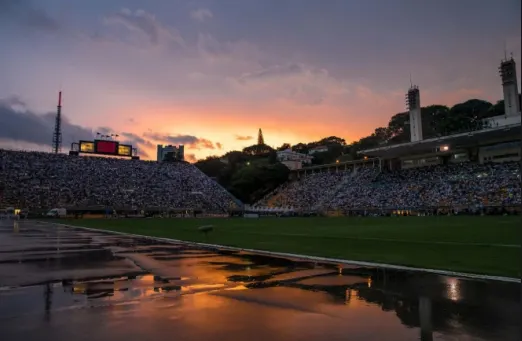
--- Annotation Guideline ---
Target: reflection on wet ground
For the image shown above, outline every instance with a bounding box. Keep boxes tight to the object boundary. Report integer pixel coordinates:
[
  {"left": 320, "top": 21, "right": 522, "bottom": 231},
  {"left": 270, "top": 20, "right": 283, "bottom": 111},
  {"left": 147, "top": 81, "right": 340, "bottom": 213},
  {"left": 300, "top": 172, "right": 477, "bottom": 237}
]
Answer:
[{"left": 0, "top": 221, "right": 519, "bottom": 341}]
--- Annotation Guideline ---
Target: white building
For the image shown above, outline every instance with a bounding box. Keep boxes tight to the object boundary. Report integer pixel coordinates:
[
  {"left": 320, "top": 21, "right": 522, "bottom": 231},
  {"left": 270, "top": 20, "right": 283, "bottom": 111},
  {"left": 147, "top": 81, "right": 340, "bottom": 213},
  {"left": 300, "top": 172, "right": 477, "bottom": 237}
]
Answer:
[
  {"left": 277, "top": 149, "right": 313, "bottom": 170},
  {"left": 157, "top": 144, "right": 184, "bottom": 162},
  {"left": 308, "top": 146, "right": 328, "bottom": 154}
]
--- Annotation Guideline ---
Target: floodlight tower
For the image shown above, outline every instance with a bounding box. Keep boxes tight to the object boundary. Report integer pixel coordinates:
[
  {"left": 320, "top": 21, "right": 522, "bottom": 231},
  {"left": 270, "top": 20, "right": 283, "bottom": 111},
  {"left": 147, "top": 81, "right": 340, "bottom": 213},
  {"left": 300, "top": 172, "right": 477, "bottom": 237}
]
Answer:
[
  {"left": 406, "top": 84, "right": 422, "bottom": 142},
  {"left": 52, "top": 91, "right": 63, "bottom": 154},
  {"left": 499, "top": 54, "right": 520, "bottom": 116}
]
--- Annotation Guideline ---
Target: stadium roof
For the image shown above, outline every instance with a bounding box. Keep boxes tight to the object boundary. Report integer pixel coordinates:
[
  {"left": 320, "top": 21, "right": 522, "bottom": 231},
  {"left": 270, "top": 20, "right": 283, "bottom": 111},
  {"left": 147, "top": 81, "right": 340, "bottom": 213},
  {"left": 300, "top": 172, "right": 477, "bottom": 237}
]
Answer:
[{"left": 359, "top": 123, "right": 521, "bottom": 158}]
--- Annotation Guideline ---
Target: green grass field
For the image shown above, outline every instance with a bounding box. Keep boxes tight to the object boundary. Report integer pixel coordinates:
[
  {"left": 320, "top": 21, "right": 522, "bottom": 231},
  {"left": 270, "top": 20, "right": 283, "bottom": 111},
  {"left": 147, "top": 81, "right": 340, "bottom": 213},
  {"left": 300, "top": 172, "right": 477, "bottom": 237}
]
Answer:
[{"left": 61, "top": 216, "right": 521, "bottom": 278}]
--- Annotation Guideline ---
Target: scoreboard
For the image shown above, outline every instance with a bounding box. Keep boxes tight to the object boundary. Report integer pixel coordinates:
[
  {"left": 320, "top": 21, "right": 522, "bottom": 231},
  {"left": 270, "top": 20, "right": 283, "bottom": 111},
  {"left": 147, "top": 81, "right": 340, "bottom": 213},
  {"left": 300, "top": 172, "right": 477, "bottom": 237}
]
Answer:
[{"left": 77, "top": 139, "right": 134, "bottom": 157}]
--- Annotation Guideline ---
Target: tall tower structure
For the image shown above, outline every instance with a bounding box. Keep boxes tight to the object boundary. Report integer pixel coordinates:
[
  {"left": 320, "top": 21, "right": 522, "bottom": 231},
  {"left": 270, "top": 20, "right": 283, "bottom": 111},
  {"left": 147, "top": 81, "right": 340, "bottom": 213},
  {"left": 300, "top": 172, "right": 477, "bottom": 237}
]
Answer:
[
  {"left": 257, "top": 128, "right": 265, "bottom": 145},
  {"left": 406, "top": 85, "right": 422, "bottom": 142},
  {"left": 499, "top": 55, "right": 520, "bottom": 116},
  {"left": 52, "top": 91, "right": 63, "bottom": 154}
]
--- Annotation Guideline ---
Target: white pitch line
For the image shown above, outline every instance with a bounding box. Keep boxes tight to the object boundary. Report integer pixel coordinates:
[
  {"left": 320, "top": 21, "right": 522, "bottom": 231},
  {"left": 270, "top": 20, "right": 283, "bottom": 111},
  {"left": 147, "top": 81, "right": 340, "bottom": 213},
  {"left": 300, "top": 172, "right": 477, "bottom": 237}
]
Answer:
[
  {"left": 42, "top": 222, "right": 521, "bottom": 284},
  {"left": 236, "top": 231, "right": 521, "bottom": 248}
]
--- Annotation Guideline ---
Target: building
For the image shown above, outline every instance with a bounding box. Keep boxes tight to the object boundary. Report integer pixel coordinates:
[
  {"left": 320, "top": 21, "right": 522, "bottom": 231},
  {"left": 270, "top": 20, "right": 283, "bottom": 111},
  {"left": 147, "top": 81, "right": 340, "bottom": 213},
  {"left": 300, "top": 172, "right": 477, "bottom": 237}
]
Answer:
[
  {"left": 308, "top": 146, "right": 328, "bottom": 154},
  {"left": 358, "top": 57, "right": 521, "bottom": 169},
  {"left": 277, "top": 149, "right": 313, "bottom": 170},
  {"left": 157, "top": 144, "right": 184, "bottom": 162}
]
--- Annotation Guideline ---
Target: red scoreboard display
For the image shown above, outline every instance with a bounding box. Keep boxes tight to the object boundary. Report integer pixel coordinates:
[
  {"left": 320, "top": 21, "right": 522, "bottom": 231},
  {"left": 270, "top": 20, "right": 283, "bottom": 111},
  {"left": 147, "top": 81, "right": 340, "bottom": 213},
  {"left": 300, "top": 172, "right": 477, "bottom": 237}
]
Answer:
[
  {"left": 95, "top": 140, "right": 117, "bottom": 154},
  {"left": 78, "top": 140, "right": 133, "bottom": 157}
]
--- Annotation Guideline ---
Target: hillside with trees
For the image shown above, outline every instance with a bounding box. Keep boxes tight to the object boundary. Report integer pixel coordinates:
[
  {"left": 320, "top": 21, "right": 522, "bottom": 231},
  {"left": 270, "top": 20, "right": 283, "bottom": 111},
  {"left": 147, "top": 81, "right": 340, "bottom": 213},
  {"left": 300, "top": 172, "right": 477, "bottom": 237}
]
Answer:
[{"left": 195, "top": 97, "right": 517, "bottom": 204}]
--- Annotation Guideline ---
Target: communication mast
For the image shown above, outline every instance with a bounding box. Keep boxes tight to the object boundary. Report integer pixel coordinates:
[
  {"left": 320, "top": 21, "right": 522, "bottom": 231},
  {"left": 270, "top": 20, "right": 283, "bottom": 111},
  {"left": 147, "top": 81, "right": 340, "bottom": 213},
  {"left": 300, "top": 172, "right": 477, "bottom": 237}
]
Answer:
[
  {"left": 406, "top": 83, "right": 422, "bottom": 142},
  {"left": 52, "top": 91, "right": 63, "bottom": 154}
]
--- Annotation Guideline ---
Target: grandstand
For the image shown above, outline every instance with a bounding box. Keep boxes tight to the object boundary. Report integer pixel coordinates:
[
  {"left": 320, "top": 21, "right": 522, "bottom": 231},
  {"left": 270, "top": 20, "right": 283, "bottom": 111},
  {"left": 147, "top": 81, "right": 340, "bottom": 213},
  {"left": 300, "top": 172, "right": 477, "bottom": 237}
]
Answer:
[
  {"left": 0, "top": 150, "right": 242, "bottom": 215},
  {"left": 256, "top": 57, "right": 521, "bottom": 216}
]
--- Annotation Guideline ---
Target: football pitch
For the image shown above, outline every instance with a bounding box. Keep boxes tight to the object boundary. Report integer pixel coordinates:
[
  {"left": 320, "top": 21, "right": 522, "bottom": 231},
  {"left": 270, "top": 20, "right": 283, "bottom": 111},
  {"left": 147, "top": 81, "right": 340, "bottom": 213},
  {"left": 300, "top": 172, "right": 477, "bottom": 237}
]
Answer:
[{"left": 61, "top": 216, "right": 521, "bottom": 278}]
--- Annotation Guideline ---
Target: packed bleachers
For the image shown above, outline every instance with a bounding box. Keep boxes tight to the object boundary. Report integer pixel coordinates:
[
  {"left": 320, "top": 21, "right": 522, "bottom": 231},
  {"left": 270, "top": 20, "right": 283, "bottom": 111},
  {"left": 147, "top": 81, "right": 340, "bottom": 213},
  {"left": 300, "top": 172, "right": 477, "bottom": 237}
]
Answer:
[
  {"left": 0, "top": 150, "right": 240, "bottom": 212},
  {"left": 263, "top": 171, "right": 352, "bottom": 209},
  {"left": 258, "top": 161, "right": 521, "bottom": 212}
]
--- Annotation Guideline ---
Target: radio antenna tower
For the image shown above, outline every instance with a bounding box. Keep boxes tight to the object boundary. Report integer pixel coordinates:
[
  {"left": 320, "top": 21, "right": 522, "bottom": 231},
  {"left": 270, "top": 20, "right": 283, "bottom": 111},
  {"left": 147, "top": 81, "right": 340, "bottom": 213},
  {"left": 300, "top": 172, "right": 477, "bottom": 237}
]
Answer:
[{"left": 52, "top": 91, "right": 63, "bottom": 154}]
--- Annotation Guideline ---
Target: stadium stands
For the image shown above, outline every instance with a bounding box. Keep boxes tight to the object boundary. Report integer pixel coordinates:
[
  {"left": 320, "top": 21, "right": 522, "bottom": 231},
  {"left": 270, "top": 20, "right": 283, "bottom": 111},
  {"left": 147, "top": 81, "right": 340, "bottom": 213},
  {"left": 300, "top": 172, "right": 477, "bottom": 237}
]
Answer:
[
  {"left": 257, "top": 161, "right": 521, "bottom": 214},
  {"left": 1, "top": 149, "right": 519, "bottom": 216},
  {"left": 0, "top": 150, "right": 240, "bottom": 213}
]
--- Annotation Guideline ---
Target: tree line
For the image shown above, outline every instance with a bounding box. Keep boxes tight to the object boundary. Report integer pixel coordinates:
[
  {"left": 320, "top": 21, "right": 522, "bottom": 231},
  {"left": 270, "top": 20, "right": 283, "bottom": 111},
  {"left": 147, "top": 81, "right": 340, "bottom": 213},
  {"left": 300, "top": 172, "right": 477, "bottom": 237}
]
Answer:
[{"left": 194, "top": 96, "right": 516, "bottom": 204}]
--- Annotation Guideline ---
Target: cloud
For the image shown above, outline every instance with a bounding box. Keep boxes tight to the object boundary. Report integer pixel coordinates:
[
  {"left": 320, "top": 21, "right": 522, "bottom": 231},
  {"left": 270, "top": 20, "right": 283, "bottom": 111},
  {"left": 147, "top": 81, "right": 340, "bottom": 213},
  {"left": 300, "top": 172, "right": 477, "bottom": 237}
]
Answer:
[
  {"left": 196, "top": 33, "right": 264, "bottom": 67},
  {"left": 0, "top": 97, "right": 93, "bottom": 148},
  {"left": 190, "top": 8, "right": 213, "bottom": 22},
  {"left": 80, "top": 14, "right": 351, "bottom": 107},
  {"left": 0, "top": 97, "right": 155, "bottom": 158},
  {"left": 118, "top": 132, "right": 154, "bottom": 158},
  {"left": 120, "top": 132, "right": 154, "bottom": 147},
  {"left": 215, "top": 142, "right": 223, "bottom": 149},
  {"left": 185, "top": 153, "right": 197, "bottom": 163},
  {"left": 104, "top": 8, "right": 184, "bottom": 46},
  {"left": 232, "top": 63, "right": 351, "bottom": 105},
  {"left": 0, "top": 0, "right": 60, "bottom": 31},
  {"left": 144, "top": 133, "right": 217, "bottom": 150},
  {"left": 235, "top": 135, "right": 254, "bottom": 141}
]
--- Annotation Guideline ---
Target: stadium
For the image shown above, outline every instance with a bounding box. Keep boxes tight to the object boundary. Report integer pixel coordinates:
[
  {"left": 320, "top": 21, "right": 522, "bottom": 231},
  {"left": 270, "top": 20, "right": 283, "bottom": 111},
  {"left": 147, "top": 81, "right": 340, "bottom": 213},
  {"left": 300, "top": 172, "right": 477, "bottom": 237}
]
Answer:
[{"left": 0, "top": 57, "right": 520, "bottom": 279}]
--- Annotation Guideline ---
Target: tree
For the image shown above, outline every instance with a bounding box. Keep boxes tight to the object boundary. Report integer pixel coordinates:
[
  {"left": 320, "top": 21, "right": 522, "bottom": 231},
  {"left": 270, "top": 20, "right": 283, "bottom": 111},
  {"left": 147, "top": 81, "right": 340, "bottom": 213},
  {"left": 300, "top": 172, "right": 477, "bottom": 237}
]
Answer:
[
  {"left": 443, "top": 99, "right": 492, "bottom": 134},
  {"left": 277, "top": 143, "right": 292, "bottom": 151},
  {"left": 267, "top": 150, "right": 278, "bottom": 164},
  {"left": 488, "top": 100, "right": 505, "bottom": 117},
  {"left": 194, "top": 157, "right": 227, "bottom": 180},
  {"left": 242, "top": 143, "right": 274, "bottom": 156},
  {"left": 318, "top": 136, "right": 346, "bottom": 146},
  {"left": 228, "top": 163, "right": 289, "bottom": 203},
  {"left": 387, "top": 112, "right": 410, "bottom": 144},
  {"left": 421, "top": 105, "right": 450, "bottom": 138},
  {"left": 193, "top": 94, "right": 510, "bottom": 205},
  {"left": 292, "top": 143, "right": 309, "bottom": 154}
]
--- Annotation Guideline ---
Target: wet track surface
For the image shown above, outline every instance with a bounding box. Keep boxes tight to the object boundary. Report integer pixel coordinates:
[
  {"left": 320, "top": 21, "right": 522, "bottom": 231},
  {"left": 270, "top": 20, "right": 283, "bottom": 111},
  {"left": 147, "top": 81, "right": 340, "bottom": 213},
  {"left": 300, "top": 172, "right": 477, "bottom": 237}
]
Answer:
[{"left": 0, "top": 221, "right": 520, "bottom": 341}]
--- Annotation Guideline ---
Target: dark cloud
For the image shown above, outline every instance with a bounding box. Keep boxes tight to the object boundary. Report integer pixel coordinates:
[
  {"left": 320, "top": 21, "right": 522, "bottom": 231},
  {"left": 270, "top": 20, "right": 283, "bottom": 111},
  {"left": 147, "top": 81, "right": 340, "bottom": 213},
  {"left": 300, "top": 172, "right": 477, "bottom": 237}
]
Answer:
[
  {"left": 0, "top": 97, "right": 93, "bottom": 147},
  {"left": 119, "top": 132, "right": 154, "bottom": 158},
  {"left": 0, "top": 98, "right": 153, "bottom": 158},
  {"left": 95, "top": 127, "right": 112, "bottom": 135},
  {"left": 235, "top": 135, "right": 253, "bottom": 141},
  {"left": 144, "top": 132, "right": 217, "bottom": 150},
  {"left": 0, "top": 0, "right": 60, "bottom": 31}
]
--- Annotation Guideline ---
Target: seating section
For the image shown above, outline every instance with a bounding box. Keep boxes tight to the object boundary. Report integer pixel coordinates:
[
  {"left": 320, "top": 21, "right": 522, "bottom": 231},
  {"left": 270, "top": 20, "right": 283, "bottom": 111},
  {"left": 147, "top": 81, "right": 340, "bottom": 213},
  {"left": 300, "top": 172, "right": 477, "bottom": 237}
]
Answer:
[
  {"left": 257, "top": 162, "right": 521, "bottom": 210},
  {"left": 0, "top": 150, "right": 240, "bottom": 211}
]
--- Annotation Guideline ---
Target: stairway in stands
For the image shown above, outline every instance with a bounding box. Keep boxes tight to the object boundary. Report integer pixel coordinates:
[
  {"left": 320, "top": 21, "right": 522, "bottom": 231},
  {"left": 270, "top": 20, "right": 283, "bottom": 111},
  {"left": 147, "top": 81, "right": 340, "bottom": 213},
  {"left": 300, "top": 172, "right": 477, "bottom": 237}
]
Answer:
[{"left": 266, "top": 191, "right": 284, "bottom": 207}]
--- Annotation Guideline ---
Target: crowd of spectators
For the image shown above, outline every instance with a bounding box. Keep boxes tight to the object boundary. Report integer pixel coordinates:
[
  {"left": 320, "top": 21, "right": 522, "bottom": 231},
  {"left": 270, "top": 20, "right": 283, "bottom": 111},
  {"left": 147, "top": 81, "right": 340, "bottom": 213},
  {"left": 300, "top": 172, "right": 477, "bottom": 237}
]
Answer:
[
  {"left": 259, "top": 171, "right": 352, "bottom": 210},
  {"left": 0, "top": 150, "right": 239, "bottom": 212},
  {"left": 259, "top": 161, "right": 520, "bottom": 212}
]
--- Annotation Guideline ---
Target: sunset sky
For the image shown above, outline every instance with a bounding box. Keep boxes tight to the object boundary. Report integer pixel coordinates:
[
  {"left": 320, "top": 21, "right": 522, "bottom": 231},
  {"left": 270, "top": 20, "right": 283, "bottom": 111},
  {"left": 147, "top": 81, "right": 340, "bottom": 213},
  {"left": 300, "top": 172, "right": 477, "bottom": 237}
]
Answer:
[{"left": 0, "top": 0, "right": 520, "bottom": 161}]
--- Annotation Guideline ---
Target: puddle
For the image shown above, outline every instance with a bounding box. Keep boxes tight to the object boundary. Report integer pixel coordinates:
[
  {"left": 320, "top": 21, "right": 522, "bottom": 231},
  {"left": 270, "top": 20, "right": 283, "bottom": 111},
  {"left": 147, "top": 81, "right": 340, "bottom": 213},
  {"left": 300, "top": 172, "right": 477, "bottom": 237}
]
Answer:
[{"left": 0, "top": 221, "right": 519, "bottom": 341}]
